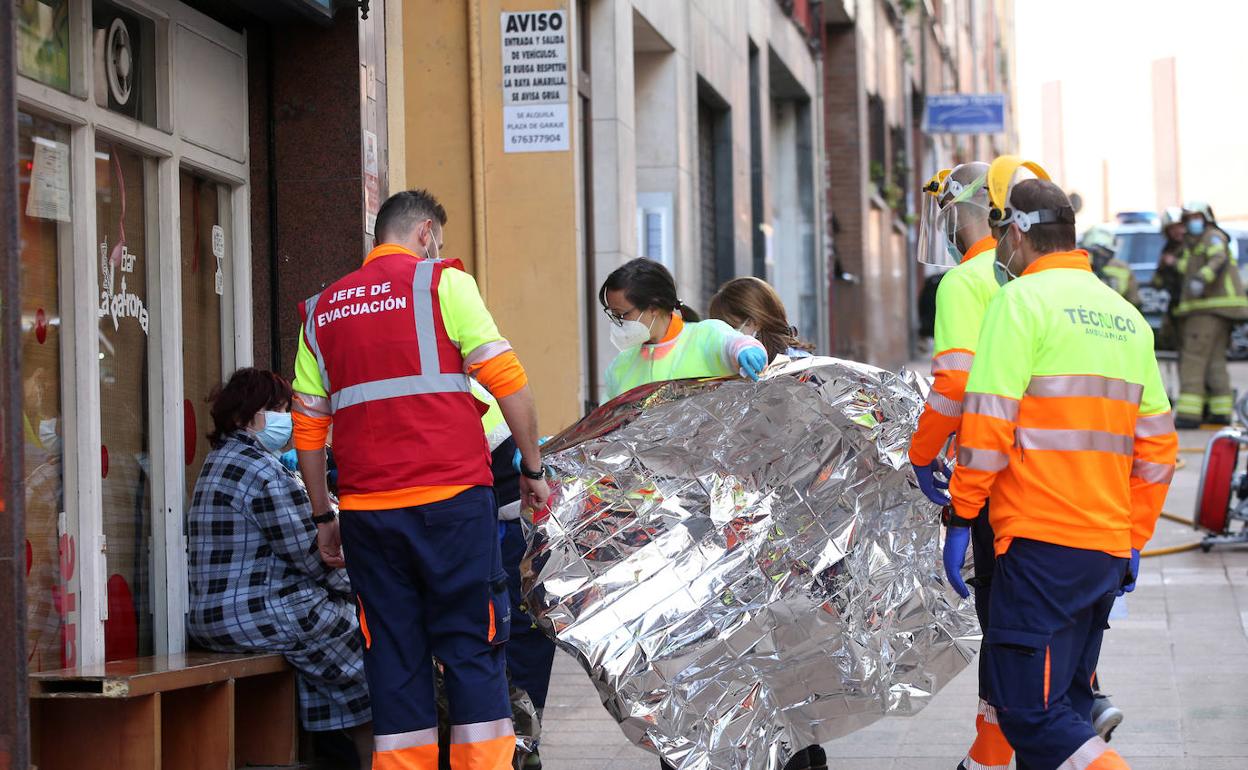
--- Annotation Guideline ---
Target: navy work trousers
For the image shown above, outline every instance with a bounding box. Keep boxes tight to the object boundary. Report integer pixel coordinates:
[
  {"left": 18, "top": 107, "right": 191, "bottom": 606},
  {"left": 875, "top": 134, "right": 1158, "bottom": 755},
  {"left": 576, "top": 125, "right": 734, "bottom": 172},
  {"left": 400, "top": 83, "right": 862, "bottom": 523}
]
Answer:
[
  {"left": 340, "top": 487, "right": 512, "bottom": 737},
  {"left": 981, "top": 538, "right": 1127, "bottom": 770}
]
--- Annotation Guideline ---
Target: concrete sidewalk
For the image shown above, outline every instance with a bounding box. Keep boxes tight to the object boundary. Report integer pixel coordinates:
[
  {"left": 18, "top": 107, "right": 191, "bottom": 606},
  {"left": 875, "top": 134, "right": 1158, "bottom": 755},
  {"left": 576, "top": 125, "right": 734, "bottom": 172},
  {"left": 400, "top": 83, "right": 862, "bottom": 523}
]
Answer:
[{"left": 536, "top": 391, "right": 1248, "bottom": 768}]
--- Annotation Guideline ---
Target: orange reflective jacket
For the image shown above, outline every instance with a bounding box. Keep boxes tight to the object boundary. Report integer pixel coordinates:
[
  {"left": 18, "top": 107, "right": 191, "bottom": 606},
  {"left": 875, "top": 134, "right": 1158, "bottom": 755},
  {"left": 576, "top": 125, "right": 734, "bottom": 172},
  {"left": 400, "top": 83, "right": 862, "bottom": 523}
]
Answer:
[
  {"left": 909, "top": 235, "right": 998, "bottom": 466},
  {"left": 949, "top": 251, "right": 1178, "bottom": 556}
]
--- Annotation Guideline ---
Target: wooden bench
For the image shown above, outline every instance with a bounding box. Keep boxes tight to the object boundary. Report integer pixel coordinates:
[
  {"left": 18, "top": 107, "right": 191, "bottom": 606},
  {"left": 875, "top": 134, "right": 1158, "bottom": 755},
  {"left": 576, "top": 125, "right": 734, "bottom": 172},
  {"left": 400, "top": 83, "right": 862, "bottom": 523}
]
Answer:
[{"left": 29, "top": 651, "right": 297, "bottom": 770}]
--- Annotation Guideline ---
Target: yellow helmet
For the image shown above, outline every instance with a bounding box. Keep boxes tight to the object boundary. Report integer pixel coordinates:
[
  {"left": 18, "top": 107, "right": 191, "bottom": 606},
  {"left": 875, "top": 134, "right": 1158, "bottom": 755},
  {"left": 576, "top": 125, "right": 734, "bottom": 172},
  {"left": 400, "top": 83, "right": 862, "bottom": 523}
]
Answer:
[
  {"left": 922, "top": 168, "right": 952, "bottom": 196},
  {"left": 986, "top": 155, "right": 1064, "bottom": 232}
]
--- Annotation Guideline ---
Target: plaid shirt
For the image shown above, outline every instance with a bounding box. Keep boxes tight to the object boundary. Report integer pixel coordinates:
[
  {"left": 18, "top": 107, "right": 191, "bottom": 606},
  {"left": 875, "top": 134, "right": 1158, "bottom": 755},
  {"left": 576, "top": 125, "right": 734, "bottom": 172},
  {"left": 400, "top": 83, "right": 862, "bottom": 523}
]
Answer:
[{"left": 187, "top": 431, "right": 370, "bottom": 730}]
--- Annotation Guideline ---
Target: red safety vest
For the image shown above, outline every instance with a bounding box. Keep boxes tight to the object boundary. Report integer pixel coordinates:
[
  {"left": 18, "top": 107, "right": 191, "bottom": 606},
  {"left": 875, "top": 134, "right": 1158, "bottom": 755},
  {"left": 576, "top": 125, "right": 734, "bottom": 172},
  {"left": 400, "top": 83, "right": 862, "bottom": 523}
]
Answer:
[{"left": 299, "top": 254, "right": 492, "bottom": 497}]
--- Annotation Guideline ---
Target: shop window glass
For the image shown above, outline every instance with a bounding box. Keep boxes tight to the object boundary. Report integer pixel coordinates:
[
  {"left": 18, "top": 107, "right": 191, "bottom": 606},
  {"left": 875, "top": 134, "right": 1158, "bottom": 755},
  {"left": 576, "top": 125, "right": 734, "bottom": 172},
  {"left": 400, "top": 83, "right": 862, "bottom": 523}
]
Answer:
[
  {"left": 180, "top": 173, "right": 225, "bottom": 507},
  {"left": 16, "top": 0, "right": 71, "bottom": 92},
  {"left": 95, "top": 139, "right": 154, "bottom": 661},
  {"left": 18, "top": 111, "right": 73, "bottom": 671},
  {"left": 93, "top": 0, "right": 158, "bottom": 126}
]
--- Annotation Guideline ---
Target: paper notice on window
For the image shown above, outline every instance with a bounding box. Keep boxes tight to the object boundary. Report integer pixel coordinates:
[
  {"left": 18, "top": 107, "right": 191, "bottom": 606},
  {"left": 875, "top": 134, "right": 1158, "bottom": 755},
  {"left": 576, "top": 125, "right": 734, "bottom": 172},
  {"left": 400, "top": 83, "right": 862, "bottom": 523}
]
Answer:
[
  {"left": 500, "top": 10, "right": 570, "bottom": 153},
  {"left": 25, "top": 138, "right": 71, "bottom": 223}
]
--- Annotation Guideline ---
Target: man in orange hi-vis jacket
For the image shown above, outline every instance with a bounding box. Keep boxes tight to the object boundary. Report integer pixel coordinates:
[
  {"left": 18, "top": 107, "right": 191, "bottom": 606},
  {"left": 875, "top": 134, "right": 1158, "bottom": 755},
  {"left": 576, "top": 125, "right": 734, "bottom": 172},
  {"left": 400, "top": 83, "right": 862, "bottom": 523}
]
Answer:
[{"left": 947, "top": 161, "right": 1177, "bottom": 770}]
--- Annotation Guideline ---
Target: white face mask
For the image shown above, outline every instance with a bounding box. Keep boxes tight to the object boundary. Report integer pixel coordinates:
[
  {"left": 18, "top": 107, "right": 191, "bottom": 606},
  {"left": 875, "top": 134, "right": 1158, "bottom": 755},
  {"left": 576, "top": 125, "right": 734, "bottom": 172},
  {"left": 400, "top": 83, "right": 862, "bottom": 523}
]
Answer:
[
  {"left": 38, "top": 417, "right": 61, "bottom": 455},
  {"left": 994, "top": 228, "right": 1022, "bottom": 285},
  {"left": 610, "top": 312, "right": 655, "bottom": 351},
  {"left": 423, "top": 223, "right": 442, "bottom": 260}
]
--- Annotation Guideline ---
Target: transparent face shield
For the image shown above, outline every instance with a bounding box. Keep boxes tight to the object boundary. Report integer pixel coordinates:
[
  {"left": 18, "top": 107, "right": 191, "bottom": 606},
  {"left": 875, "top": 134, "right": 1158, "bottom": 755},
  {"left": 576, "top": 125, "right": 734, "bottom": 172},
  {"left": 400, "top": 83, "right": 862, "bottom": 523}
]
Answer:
[{"left": 917, "top": 172, "right": 989, "bottom": 268}]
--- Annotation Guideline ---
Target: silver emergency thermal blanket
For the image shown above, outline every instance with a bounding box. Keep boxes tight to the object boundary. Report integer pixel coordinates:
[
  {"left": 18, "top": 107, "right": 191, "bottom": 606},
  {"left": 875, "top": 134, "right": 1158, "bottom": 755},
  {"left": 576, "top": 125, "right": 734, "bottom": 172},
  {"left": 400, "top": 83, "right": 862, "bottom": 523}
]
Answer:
[{"left": 521, "top": 356, "right": 980, "bottom": 770}]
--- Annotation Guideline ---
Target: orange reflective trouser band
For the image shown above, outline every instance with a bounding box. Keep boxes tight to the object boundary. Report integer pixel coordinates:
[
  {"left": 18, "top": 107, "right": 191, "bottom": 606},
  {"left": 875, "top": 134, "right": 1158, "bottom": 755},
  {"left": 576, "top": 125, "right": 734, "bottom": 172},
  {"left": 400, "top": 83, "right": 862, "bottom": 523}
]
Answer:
[
  {"left": 964, "top": 700, "right": 1013, "bottom": 770},
  {"left": 338, "top": 490, "right": 514, "bottom": 770},
  {"left": 374, "top": 729, "right": 439, "bottom": 770}
]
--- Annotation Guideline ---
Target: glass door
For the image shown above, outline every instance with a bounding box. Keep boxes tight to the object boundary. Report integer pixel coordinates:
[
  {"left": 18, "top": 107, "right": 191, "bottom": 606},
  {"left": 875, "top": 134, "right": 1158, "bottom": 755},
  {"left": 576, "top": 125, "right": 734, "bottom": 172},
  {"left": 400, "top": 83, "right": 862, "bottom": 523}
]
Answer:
[
  {"left": 179, "top": 171, "right": 227, "bottom": 506},
  {"left": 17, "top": 111, "right": 74, "bottom": 672},
  {"left": 94, "top": 138, "right": 155, "bottom": 661}
]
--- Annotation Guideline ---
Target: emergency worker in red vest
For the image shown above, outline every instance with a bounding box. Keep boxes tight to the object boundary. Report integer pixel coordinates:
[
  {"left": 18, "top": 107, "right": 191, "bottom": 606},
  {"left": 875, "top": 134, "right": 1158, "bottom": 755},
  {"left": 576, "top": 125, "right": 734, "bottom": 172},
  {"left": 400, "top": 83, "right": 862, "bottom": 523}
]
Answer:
[{"left": 292, "top": 190, "right": 550, "bottom": 770}]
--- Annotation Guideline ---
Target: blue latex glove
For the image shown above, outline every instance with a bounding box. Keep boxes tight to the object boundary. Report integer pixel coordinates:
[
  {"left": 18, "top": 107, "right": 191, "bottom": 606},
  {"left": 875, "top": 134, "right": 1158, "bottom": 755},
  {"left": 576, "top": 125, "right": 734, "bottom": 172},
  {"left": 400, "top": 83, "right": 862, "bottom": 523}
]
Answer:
[
  {"left": 912, "top": 460, "right": 951, "bottom": 506},
  {"left": 279, "top": 449, "right": 299, "bottom": 471},
  {"left": 738, "top": 347, "right": 768, "bottom": 381},
  {"left": 1118, "top": 548, "right": 1141, "bottom": 595},
  {"left": 943, "top": 525, "right": 971, "bottom": 598},
  {"left": 513, "top": 435, "right": 552, "bottom": 473}
]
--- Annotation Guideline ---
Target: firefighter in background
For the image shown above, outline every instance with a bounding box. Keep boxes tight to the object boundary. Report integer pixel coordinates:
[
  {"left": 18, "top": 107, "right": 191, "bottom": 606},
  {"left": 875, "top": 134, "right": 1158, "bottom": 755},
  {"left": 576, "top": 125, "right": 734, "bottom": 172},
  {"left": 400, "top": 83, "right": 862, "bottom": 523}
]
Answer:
[
  {"left": 908, "top": 161, "right": 1018, "bottom": 770},
  {"left": 293, "top": 189, "right": 550, "bottom": 770},
  {"left": 1082, "top": 227, "right": 1140, "bottom": 307},
  {"left": 1151, "top": 207, "right": 1187, "bottom": 350},
  {"left": 947, "top": 160, "right": 1177, "bottom": 770},
  {"left": 1172, "top": 201, "right": 1248, "bottom": 428}
]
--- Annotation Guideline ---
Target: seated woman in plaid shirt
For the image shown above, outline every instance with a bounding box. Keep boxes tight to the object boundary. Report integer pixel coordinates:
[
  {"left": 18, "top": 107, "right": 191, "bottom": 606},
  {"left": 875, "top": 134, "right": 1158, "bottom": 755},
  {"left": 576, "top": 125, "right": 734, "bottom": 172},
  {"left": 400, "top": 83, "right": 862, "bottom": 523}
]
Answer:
[{"left": 187, "top": 368, "right": 372, "bottom": 768}]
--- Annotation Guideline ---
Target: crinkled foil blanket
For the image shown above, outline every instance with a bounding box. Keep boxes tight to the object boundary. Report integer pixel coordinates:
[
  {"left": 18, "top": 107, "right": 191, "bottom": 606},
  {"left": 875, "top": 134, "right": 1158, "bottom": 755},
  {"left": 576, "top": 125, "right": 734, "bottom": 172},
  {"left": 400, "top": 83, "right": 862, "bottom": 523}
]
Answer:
[{"left": 522, "top": 356, "right": 980, "bottom": 770}]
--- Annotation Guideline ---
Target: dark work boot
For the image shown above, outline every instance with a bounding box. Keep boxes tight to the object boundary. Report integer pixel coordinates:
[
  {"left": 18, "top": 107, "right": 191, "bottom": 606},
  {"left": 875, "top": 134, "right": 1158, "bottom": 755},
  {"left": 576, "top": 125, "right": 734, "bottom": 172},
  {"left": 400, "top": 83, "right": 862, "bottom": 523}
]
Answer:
[{"left": 784, "top": 745, "right": 828, "bottom": 770}]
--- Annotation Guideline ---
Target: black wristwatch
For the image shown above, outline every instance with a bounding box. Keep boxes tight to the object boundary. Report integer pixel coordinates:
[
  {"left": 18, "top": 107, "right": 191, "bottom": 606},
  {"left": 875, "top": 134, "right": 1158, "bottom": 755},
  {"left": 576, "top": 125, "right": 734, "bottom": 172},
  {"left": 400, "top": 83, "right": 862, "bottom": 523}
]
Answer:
[
  {"left": 311, "top": 510, "right": 337, "bottom": 525},
  {"left": 940, "top": 506, "right": 975, "bottom": 528},
  {"left": 519, "top": 463, "right": 546, "bottom": 480}
]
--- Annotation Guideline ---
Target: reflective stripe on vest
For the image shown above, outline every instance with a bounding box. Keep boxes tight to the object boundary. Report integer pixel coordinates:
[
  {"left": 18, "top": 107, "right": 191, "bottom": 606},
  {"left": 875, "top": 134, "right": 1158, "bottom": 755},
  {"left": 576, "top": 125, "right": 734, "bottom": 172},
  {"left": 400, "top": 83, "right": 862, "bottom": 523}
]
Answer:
[
  {"left": 932, "top": 350, "right": 974, "bottom": 373},
  {"left": 964, "top": 392, "right": 1020, "bottom": 421},
  {"left": 1025, "top": 374, "right": 1143, "bottom": 404},
  {"left": 1135, "top": 411, "right": 1175, "bottom": 438},
  {"left": 958, "top": 446, "right": 1010, "bottom": 472},
  {"left": 1131, "top": 458, "right": 1175, "bottom": 485},
  {"left": 303, "top": 290, "right": 331, "bottom": 393},
  {"left": 1015, "top": 428, "right": 1134, "bottom": 456},
  {"left": 332, "top": 372, "right": 470, "bottom": 411},
  {"left": 306, "top": 259, "right": 471, "bottom": 414},
  {"left": 926, "top": 390, "right": 963, "bottom": 418}
]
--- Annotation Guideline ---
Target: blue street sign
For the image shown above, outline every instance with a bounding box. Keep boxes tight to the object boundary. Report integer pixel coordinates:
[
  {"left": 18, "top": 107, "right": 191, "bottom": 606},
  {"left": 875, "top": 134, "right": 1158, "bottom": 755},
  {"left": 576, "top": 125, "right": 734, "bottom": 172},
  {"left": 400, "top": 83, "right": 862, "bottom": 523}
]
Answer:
[{"left": 924, "top": 94, "right": 1006, "bottom": 134}]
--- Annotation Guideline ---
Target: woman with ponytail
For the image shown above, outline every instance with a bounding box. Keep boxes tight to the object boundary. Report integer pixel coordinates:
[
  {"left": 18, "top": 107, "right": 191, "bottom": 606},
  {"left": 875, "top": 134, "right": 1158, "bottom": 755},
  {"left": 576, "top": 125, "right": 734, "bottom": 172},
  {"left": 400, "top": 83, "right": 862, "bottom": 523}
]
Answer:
[
  {"left": 709, "top": 277, "right": 815, "bottom": 362},
  {"left": 599, "top": 258, "right": 767, "bottom": 400}
]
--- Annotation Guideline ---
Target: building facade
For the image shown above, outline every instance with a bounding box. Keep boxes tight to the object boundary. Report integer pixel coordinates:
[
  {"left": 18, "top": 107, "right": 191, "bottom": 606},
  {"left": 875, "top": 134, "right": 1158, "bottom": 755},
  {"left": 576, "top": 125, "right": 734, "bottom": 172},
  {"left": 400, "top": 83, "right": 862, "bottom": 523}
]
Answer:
[
  {"left": 822, "top": 0, "right": 1016, "bottom": 369},
  {"left": 9, "top": 3, "right": 391, "bottom": 760},
  {"left": 4, "top": 0, "right": 1014, "bottom": 761},
  {"left": 6, "top": 0, "right": 826, "bottom": 757},
  {"left": 585, "top": 0, "right": 828, "bottom": 403}
]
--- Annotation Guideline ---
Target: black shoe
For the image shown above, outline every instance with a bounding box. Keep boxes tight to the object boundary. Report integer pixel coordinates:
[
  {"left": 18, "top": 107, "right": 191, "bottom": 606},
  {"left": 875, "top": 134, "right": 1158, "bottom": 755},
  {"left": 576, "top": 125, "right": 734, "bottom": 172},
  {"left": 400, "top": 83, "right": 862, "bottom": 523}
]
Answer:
[
  {"left": 1091, "top": 694, "right": 1124, "bottom": 742},
  {"left": 783, "top": 745, "right": 828, "bottom": 770},
  {"left": 1175, "top": 415, "right": 1202, "bottom": 430},
  {"left": 1208, "top": 414, "right": 1232, "bottom": 426}
]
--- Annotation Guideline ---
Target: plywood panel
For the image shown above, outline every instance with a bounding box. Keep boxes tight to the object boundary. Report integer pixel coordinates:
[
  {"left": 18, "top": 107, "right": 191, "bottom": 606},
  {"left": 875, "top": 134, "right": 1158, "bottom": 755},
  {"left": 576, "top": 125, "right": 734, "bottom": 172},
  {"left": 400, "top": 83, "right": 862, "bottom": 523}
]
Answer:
[
  {"left": 162, "top": 682, "right": 233, "bottom": 770},
  {"left": 33, "top": 693, "right": 160, "bottom": 770},
  {"left": 234, "top": 671, "right": 297, "bottom": 767}
]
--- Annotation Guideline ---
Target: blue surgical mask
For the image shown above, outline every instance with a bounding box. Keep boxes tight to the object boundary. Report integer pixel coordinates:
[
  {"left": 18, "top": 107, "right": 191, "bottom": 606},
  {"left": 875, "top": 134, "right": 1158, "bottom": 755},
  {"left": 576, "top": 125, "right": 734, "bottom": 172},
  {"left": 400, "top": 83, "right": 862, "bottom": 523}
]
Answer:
[
  {"left": 1187, "top": 219, "right": 1206, "bottom": 236},
  {"left": 255, "top": 410, "right": 293, "bottom": 454}
]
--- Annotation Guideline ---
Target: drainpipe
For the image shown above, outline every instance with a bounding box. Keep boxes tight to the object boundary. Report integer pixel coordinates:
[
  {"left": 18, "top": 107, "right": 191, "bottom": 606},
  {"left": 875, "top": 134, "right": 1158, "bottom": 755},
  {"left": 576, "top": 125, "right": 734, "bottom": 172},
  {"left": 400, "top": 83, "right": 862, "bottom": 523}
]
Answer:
[
  {"left": 1, "top": 0, "right": 32, "bottom": 765},
  {"left": 467, "top": 0, "right": 489, "bottom": 297},
  {"left": 900, "top": 11, "right": 918, "bottom": 361}
]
